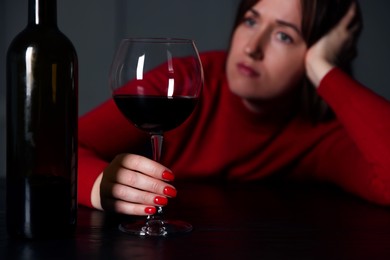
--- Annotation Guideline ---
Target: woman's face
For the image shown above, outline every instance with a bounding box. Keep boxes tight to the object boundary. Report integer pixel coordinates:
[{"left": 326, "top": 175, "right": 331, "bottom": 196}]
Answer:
[{"left": 226, "top": 0, "right": 307, "bottom": 110}]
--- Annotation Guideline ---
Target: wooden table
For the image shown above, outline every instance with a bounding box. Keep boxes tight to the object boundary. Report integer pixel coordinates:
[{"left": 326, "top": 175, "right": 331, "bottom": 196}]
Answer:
[{"left": 1, "top": 179, "right": 390, "bottom": 259}]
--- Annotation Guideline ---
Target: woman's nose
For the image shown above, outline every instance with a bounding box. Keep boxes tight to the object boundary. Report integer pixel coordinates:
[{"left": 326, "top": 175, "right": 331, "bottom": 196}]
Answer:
[{"left": 245, "top": 31, "right": 266, "bottom": 60}]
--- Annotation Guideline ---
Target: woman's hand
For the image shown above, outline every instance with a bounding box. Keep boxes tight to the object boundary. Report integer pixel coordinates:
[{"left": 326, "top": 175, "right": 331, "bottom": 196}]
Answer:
[
  {"left": 91, "top": 153, "right": 176, "bottom": 216},
  {"left": 305, "top": 2, "right": 362, "bottom": 87}
]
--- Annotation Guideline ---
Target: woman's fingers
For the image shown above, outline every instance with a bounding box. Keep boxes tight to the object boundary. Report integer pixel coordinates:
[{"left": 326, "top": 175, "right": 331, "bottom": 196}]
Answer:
[
  {"left": 335, "top": 2, "right": 362, "bottom": 47},
  {"left": 102, "top": 176, "right": 175, "bottom": 203},
  {"left": 102, "top": 197, "right": 158, "bottom": 216},
  {"left": 340, "top": 2, "right": 357, "bottom": 29},
  {"left": 106, "top": 154, "right": 176, "bottom": 196},
  {"left": 305, "top": 1, "right": 362, "bottom": 86},
  {"left": 113, "top": 166, "right": 174, "bottom": 195},
  {"left": 342, "top": 2, "right": 362, "bottom": 34},
  {"left": 101, "top": 179, "right": 176, "bottom": 215},
  {"left": 333, "top": 2, "right": 362, "bottom": 65},
  {"left": 99, "top": 153, "right": 177, "bottom": 216},
  {"left": 112, "top": 153, "right": 174, "bottom": 182}
]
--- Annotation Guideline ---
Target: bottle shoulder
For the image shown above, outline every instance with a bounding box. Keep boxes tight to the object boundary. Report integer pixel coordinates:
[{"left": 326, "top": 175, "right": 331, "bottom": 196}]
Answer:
[{"left": 7, "top": 26, "right": 77, "bottom": 57}]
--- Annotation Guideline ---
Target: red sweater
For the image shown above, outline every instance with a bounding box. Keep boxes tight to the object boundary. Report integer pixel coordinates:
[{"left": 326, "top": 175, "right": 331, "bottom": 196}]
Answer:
[{"left": 78, "top": 51, "right": 390, "bottom": 207}]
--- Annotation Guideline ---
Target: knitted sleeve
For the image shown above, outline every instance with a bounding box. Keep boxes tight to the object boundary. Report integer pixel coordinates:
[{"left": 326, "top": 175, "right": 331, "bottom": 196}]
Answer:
[{"left": 313, "top": 68, "right": 390, "bottom": 205}]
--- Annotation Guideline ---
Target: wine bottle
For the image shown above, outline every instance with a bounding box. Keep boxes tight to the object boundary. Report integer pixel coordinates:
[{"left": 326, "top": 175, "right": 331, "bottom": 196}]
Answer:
[{"left": 6, "top": 0, "right": 78, "bottom": 238}]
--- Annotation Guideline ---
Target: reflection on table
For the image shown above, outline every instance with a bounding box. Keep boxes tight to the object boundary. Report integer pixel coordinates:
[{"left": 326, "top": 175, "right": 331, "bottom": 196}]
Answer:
[{"left": 1, "top": 179, "right": 390, "bottom": 259}]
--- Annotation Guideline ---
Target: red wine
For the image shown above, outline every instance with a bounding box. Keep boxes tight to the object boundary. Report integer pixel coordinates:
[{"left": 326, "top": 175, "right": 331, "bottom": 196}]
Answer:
[
  {"left": 6, "top": 0, "right": 78, "bottom": 238},
  {"left": 114, "top": 95, "right": 198, "bottom": 133}
]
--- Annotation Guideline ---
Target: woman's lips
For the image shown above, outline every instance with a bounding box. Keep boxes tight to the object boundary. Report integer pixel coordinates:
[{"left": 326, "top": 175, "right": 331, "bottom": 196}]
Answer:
[{"left": 237, "top": 63, "right": 260, "bottom": 78}]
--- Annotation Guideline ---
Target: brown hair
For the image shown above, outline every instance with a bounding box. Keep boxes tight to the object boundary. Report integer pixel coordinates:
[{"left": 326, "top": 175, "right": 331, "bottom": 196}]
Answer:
[{"left": 231, "top": 0, "right": 362, "bottom": 122}]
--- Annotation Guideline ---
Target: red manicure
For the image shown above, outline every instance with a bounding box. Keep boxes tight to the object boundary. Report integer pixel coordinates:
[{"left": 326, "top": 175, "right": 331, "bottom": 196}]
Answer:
[
  {"left": 154, "top": 196, "right": 168, "bottom": 206},
  {"left": 162, "top": 170, "right": 175, "bottom": 181},
  {"left": 144, "top": 207, "right": 156, "bottom": 215},
  {"left": 163, "top": 186, "right": 177, "bottom": 197}
]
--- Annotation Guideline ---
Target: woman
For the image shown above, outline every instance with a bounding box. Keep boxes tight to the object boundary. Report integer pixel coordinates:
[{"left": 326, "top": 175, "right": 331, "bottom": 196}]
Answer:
[{"left": 78, "top": 0, "right": 390, "bottom": 216}]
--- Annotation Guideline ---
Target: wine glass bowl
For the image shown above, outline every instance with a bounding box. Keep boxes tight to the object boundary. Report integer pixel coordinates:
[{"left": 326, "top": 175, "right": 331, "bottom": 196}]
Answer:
[{"left": 109, "top": 38, "right": 203, "bottom": 236}]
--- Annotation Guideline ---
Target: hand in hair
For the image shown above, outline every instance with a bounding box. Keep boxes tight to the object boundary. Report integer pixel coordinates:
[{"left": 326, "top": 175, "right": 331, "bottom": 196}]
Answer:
[{"left": 305, "top": 2, "right": 362, "bottom": 87}]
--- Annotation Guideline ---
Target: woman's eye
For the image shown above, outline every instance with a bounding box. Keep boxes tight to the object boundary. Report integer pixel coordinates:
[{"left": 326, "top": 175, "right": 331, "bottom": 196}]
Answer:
[
  {"left": 242, "top": 17, "right": 256, "bottom": 27},
  {"left": 276, "top": 32, "right": 293, "bottom": 43}
]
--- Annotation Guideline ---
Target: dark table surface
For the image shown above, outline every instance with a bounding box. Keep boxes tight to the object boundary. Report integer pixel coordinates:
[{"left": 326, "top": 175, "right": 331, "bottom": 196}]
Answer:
[{"left": 1, "top": 178, "right": 390, "bottom": 259}]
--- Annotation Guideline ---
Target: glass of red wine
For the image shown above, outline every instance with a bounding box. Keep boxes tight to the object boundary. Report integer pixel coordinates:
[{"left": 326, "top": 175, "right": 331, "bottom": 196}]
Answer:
[{"left": 109, "top": 38, "right": 203, "bottom": 236}]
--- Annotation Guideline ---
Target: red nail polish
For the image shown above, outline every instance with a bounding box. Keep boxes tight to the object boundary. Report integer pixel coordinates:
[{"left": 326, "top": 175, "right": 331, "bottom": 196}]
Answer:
[
  {"left": 162, "top": 170, "right": 175, "bottom": 181},
  {"left": 163, "top": 186, "right": 177, "bottom": 197},
  {"left": 145, "top": 207, "right": 156, "bottom": 215},
  {"left": 154, "top": 196, "right": 168, "bottom": 206}
]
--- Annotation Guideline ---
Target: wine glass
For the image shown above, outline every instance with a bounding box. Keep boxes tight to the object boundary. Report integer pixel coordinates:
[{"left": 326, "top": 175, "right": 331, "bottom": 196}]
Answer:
[{"left": 109, "top": 38, "right": 203, "bottom": 236}]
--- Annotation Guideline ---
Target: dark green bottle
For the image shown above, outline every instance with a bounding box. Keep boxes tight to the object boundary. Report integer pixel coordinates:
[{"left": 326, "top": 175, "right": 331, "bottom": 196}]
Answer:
[{"left": 6, "top": 0, "right": 78, "bottom": 238}]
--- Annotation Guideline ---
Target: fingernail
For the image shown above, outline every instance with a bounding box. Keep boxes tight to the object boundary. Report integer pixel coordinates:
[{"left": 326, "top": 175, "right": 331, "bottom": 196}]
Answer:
[
  {"left": 154, "top": 196, "right": 168, "bottom": 206},
  {"left": 163, "top": 186, "right": 177, "bottom": 197},
  {"left": 162, "top": 170, "right": 175, "bottom": 181},
  {"left": 145, "top": 207, "right": 156, "bottom": 215}
]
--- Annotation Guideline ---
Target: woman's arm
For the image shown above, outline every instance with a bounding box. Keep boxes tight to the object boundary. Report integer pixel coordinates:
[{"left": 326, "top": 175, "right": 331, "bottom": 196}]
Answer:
[
  {"left": 314, "top": 68, "right": 390, "bottom": 205},
  {"left": 303, "top": 2, "right": 390, "bottom": 204}
]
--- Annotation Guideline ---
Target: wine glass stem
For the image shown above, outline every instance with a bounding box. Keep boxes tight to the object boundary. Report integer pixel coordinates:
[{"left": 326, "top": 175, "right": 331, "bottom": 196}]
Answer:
[
  {"left": 150, "top": 134, "right": 165, "bottom": 222},
  {"left": 151, "top": 134, "right": 163, "bottom": 162}
]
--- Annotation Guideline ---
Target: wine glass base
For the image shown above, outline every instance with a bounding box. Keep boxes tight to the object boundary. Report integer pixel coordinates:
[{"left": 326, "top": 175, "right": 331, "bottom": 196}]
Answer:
[{"left": 119, "top": 219, "right": 193, "bottom": 237}]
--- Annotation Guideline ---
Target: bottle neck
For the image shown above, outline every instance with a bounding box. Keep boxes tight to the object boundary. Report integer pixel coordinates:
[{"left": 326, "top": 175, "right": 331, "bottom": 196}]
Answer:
[{"left": 28, "top": 0, "right": 57, "bottom": 27}]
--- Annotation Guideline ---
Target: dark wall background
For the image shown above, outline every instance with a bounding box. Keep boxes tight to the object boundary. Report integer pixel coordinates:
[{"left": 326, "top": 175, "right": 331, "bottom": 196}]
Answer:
[{"left": 1, "top": 0, "right": 389, "bottom": 177}]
